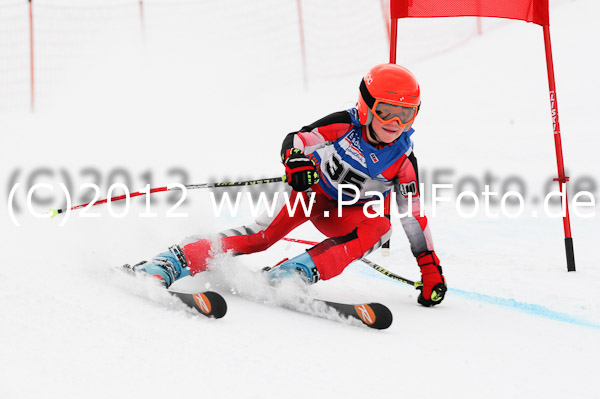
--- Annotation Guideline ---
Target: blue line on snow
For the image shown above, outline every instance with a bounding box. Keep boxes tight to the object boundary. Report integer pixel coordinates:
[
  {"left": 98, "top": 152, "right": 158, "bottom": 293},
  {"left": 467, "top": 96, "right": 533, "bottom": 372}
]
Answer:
[
  {"left": 357, "top": 266, "right": 600, "bottom": 329},
  {"left": 448, "top": 288, "right": 600, "bottom": 329}
]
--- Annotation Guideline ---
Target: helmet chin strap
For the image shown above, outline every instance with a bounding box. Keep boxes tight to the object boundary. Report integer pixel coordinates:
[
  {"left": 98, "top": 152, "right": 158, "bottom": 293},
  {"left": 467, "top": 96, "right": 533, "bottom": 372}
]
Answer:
[{"left": 367, "top": 123, "right": 381, "bottom": 144}]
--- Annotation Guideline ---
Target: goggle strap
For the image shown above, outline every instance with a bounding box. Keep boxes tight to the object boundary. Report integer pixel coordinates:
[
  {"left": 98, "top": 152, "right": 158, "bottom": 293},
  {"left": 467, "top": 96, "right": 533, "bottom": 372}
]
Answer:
[{"left": 360, "top": 79, "right": 376, "bottom": 109}]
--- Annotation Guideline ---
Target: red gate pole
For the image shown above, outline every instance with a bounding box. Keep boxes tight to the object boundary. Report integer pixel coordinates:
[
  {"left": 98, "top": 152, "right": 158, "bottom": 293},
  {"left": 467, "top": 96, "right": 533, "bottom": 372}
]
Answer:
[
  {"left": 296, "top": 0, "right": 308, "bottom": 90},
  {"left": 542, "top": 24, "right": 575, "bottom": 272},
  {"left": 139, "top": 0, "right": 146, "bottom": 42},
  {"left": 389, "top": 17, "right": 397, "bottom": 63},
  {"left": 28, "top": 0, "right": 35, "bottom": 112},
  {"left": 380, "top": 0, "right": 391, "bottom": 45},
  {"left": 384, "top": 16, "right": 399, "bottom": 254}
]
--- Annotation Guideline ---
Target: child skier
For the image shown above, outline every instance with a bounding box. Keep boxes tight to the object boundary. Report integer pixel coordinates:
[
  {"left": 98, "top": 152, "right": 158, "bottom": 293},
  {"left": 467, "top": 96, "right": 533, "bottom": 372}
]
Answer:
[{"left": 131, "top": 63, "right": 447, "bottom": 307}]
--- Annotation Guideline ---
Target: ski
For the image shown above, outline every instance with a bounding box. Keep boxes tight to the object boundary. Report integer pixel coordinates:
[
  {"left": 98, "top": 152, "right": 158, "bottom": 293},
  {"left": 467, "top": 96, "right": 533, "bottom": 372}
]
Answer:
[
  {"left": 314, "top": 299, "right": 393, "bottom": 330},
  {"left": 169, "top": 290, "right": 228, "bottom": 319},
  {"left": 228, "top": 287, "right": 393, "bottom": 329},
  {"left": 118, "top": 263, "right": 227, "bottom": 319},
  {"left": 277, "top": 297, "right": 393, "bottom": 330},
  {"left": 252, "top": 264, "right": 393, "bottom": 329}
]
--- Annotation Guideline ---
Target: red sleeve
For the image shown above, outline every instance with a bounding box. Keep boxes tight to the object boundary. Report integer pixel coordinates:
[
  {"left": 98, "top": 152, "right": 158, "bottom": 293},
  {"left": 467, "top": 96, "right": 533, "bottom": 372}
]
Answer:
[
  {"left": 281, "top": 111, "right": 354, "bottom": 157},
  {"left": 296, "top": 123, "right": 352, "bottom": 148}
]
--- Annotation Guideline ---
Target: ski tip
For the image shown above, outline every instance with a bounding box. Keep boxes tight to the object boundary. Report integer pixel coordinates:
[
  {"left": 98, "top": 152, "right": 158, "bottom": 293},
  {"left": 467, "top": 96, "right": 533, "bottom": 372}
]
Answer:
[
  {"left": 49, "top": 208, "right": 59, "bottom": 218},
  {"left": 354, "top": 303, "right": 393, "bottom": 330},
  {"left": 192, "top": 292, "right": 228, "bottom": 319}
]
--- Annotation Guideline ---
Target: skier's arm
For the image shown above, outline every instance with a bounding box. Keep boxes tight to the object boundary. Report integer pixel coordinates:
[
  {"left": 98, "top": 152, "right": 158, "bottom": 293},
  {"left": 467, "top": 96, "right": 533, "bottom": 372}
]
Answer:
[
  {"left": 394, "top": 152, "right": 434, "bottom": 256},
  {"left": 394, "top": 152, "right": 447, "bottom": 307}
]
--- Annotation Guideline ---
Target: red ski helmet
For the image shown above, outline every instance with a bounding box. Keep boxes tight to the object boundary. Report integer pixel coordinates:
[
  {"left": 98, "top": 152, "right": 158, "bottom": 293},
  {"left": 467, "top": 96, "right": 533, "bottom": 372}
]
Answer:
[{"left": 357, "top": 64, "right": 421, "bottom": 128}]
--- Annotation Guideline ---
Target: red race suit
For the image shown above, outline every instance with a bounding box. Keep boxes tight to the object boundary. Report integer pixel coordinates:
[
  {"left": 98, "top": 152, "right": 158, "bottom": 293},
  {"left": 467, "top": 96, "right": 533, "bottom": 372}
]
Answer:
[{"left": 183, "top": 108, "right": 435, "bottom": 279}]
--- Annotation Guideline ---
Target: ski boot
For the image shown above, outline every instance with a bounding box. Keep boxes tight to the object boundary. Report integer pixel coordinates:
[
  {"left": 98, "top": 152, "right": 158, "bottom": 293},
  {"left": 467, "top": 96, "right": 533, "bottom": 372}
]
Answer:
[
  {"left": 263, "top": 251, "right": 320, "bottom": 285},
  {"left": 123, "top": 245, "right": 190, "bottom": 288}
]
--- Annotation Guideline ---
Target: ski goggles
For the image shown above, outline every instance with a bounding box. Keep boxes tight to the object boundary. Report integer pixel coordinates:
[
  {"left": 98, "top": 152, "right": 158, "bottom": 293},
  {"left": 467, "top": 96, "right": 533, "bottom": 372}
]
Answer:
[{"left": 371, "top": 100, "right": 418, "bottom": 126}]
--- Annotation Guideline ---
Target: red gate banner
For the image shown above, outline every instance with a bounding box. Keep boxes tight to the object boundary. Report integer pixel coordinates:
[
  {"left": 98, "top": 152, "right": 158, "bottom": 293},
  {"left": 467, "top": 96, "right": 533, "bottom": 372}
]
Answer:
[{"left": 390, "top": 0, "right": 549, "bottom": 26}]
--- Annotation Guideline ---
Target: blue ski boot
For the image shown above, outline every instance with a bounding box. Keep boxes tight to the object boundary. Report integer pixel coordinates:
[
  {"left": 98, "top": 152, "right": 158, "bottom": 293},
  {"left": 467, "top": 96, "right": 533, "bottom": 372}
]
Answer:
[
  {"left": 124, "top": 245, "right": 190, "bottom": 288},
  {"left": 263, "top": 251, "right": 320, "bottom": 285}
]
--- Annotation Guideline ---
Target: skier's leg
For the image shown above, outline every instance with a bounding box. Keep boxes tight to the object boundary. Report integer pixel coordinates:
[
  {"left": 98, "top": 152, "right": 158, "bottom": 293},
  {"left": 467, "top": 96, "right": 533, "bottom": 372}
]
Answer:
[
  {"left": 308, "top": 206, "right": 391, "bottom": 280},
  {"left": 264, "top": 205, "right": 391, "bottom": 284},
  {"left": 124, "top": 245, "right": 190, "bottom": 288},
  {"left": 182, "top": 190, "right": 324, "bottom": 274}
]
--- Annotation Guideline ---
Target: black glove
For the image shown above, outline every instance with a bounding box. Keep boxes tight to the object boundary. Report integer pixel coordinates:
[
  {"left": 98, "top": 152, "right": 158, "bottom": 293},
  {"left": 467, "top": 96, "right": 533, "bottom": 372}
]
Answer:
[{"left": 283, "top": 148, "right": 319, "bottom": 192}]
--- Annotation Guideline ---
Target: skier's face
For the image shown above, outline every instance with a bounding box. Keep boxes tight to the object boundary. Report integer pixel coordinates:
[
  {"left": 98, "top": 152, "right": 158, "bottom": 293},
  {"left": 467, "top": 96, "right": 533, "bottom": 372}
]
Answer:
[{"left": 369, "top": 117, "right": 404, "bottom": 144}]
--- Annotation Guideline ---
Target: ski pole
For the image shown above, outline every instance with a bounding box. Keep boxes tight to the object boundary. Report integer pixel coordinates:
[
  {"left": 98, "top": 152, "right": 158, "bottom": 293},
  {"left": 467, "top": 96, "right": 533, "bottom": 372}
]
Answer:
[
  {"left": 281, "top": 237, "right": 419, "bottom": 289},
  {"left": 50, "top": 176, "right": 285, "bottom": 218},
  {"left": 358, "top": 257, "right": 418, "bottom": 288}
]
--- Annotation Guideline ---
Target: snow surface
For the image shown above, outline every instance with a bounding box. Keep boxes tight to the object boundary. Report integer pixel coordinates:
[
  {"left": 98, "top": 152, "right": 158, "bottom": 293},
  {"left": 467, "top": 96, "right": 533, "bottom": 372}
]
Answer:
[{"left": 1, "top": 0, "right": 599, "bottom": 398}]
